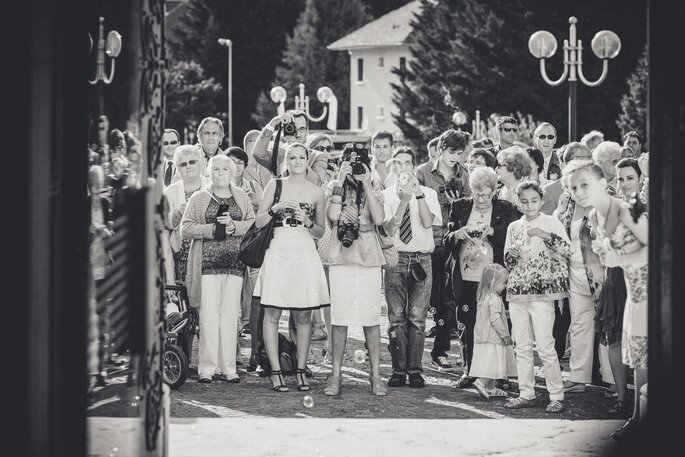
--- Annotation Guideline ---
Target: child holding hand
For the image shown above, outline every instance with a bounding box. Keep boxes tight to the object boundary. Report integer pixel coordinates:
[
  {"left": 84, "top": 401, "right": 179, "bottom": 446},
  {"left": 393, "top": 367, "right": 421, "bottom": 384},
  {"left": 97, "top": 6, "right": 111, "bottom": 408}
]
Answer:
[{"left": 470, "top": 264, "right": 517, "bottom": 399}]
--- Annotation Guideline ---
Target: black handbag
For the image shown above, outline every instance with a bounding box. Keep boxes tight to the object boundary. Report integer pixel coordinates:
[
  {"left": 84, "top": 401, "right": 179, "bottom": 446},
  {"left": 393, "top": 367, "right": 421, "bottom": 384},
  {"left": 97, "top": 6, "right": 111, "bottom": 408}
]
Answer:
[{"left": 238, "top": 179, "right": 282, "bottom": 268}]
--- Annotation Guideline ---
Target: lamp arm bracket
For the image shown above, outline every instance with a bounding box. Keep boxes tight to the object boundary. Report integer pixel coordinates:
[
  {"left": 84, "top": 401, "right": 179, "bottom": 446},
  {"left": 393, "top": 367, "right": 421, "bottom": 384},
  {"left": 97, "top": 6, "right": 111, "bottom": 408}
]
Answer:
[
  {"left": 540, "top": 59, "right": 568, "bottom": 86},
  {"left": 307, "top": 106, "right": 328, "bottom": 123},
  {"left": 102, "top": 59, "right": 116, "bottom": 85},
  {"left": 578, "top": 58, "right": 608, "bottom": 87}
]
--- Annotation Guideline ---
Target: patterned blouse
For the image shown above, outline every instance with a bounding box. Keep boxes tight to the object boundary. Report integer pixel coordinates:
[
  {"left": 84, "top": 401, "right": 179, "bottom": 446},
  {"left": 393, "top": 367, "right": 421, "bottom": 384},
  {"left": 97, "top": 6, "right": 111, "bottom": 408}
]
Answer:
[
  {"left": 504, "top": 213, "right": 571, "bottom": 302},
  {"left": 201, "top": 195, "right": 246, "bottom": 276}
]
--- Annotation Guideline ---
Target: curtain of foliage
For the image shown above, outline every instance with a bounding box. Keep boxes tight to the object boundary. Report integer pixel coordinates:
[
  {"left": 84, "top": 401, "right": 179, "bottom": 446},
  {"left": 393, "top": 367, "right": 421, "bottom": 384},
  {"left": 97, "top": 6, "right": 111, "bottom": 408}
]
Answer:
[
  {"left": 167, "top": 0, "right": 306, "bottom": 147},
  {"left": 616, "top": 46, "right": 648, "bottom": 146},
  {"left": 165, "top": 61, "right": 225, "bottom": 140},
  {"left": 392, "top": 0, "right": 646, "bottom": 155},
  {"left": 252, "top": 0, "right": 373, "bottom": 130}
]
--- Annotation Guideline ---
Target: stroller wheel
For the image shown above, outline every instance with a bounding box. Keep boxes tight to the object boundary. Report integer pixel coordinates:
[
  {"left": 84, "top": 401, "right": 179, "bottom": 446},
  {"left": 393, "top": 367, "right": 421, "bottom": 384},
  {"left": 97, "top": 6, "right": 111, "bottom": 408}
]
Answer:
[{"left": 163, "top": 344, "right": 188, "bottom": 389}]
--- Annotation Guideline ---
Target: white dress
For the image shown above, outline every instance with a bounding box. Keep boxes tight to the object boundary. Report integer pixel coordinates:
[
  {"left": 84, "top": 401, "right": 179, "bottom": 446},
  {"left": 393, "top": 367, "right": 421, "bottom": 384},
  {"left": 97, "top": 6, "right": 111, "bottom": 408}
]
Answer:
[{"left": 253, "top": 203, "right": 330, "bottom": 310}]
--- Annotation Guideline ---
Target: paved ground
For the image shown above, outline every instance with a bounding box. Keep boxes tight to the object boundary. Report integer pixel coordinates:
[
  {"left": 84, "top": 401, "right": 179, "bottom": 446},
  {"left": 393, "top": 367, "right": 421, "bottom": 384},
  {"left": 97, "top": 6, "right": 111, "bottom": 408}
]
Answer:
[{"left": 88, "top": 301, "right": 634, "bottom": 456}]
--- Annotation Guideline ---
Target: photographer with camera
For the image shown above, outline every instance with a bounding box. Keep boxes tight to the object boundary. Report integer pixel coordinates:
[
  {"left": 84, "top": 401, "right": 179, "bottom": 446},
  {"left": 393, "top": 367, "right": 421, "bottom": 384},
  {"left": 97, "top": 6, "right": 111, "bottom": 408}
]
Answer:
[
  {"left": 382, "top": 146, "right": 442, "bottom": 388},
  {"left": 322, "top": 143, "right": 387, "bottom": 396},
  {"left": 251, "top": 110, "right": 329, "bottom": 186},
  {"left": 416, "top": 129, "right": 472, "bottom": 370}
]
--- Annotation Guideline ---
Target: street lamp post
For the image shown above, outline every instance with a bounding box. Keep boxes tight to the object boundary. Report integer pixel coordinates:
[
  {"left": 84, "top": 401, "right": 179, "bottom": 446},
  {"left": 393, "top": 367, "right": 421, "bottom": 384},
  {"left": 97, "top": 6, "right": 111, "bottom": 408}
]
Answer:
[
  {"left": 269, "top": 83, "right": 338, "bottom": 131},
  {"left": 529, "top": 17, "right": 621, "bottom": 142},
  {"left": 218, "top": 38, "right": 233, "bottom": 147}
]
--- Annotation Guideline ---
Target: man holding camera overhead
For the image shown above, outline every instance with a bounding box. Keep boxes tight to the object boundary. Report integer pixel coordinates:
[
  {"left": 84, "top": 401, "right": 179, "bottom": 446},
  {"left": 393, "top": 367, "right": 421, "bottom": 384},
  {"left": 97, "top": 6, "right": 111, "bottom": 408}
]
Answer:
[
  {"left": 252, "top": 110, "right": 329, "bottom": 186},
  {"left": 416, "top": 129, "right": 472, "bottom": 370},
  {"left": 382, "top": 146, "right": 442, "bottom": 388}
]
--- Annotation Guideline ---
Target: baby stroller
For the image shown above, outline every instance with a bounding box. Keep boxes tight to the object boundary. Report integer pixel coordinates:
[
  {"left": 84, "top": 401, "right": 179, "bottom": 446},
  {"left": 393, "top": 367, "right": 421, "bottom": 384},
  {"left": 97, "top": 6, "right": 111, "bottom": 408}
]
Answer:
[{"left": 163, "top": 283, "right": 198, "bottom": 389}]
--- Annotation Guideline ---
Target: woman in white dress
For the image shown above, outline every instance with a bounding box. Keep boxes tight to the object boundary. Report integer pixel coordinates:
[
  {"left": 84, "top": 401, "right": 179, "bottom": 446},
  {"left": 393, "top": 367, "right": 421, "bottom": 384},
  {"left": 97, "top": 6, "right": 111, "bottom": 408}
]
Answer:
[
  {"left": 323, "top": 153, "right": 387, "bottom": 396},
  {"left": 252, "top": 143, "right": 329, "bottom": 392}
]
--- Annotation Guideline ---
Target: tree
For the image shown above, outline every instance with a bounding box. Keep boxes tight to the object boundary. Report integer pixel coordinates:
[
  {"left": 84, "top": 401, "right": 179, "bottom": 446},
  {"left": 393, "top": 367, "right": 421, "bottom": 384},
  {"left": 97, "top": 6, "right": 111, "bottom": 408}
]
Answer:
[
  {"left": 616, "top": 46, "right": 648, "bottom": 143},
  {"left": 252, "top": 0, "right": 373, "bottom": 130},
  {"left": 165, "top": 60, "right": 225, "bottom": 140},
  {"left": 362, "top": 0, "right": 414, "bottom": 18},
  {"left": 392, "top": 0, "right": 647, "bottom": 154},
  {"left": 167, "top": 0, "right": 306, "bottom": 146}
]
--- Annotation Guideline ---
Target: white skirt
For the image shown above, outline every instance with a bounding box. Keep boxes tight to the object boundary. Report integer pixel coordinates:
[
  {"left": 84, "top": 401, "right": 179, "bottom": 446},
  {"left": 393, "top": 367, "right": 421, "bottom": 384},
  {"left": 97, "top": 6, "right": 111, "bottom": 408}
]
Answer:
[
  {"left": 253, "top": 226, "right": 330, "bottom": 310},
  {"left": 329, "top": 264, "right": 382, "bottom": 327},
  {"left": 469, "top": 342, "right": 518, "bottom": 379}
]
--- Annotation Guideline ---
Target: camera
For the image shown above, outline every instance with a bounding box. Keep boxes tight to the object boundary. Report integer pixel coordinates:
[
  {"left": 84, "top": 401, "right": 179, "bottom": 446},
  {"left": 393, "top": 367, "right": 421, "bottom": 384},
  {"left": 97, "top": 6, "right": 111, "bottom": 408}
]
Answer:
[
  {"left": 341, "top": 143, "right": 371, "bottom": 175},
  {"left": 438, "top": 177, "right": 459, "bottom": 194},
  {"left": 337, "top": 220, "right": 359, "bottom": 248},
  {"left": 282, "top": 121, "right": 297, "bottom": 136},
  {"left": 282, "top": 210, "right": 299, "bottom": 227}
]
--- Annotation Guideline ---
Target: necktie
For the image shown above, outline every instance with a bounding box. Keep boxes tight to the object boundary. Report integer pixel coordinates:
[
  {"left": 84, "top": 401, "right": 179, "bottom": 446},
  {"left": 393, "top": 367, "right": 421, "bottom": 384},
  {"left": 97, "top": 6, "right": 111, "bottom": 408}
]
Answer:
[
  {"left": 399, "top": 205, "right": 413, "bottom": 244},
  {"left": 164, "top": 161, "right": 173, "bottom": 186}
]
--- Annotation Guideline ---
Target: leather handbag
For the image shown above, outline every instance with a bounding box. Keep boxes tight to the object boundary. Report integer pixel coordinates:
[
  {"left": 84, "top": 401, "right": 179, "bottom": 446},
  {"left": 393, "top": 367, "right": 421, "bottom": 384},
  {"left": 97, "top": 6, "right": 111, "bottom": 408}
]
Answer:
[
  {"left": 238, "top": 179, "right": 282, "bottom": 268},
  {"left": 376, "top": 224, "right": 399, "bottom": 268}
]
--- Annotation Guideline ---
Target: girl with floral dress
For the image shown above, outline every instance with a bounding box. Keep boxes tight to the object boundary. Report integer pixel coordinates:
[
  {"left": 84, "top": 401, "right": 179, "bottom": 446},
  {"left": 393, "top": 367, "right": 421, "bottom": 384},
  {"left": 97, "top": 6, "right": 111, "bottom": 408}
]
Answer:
[{"left": 503, "top": 181, "right": 571, "bottom": 413}]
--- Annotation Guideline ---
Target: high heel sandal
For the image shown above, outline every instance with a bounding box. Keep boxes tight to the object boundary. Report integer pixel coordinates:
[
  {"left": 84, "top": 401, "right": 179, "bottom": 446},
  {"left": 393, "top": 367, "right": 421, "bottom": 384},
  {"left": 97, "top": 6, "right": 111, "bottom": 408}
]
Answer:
[
  {"left": 270, "top": 370, "right": 288, "bottom": 392},
  {"left": 324, "top": 376, "right": 342, "bottom": 396},
  {"left": 370, "top": 376, "right": 387, "bottom": 396},
  {"left": 295, "top": 368, "right": 310, "bottom": 392},
  {"left": 609, "top": 400, "right": 628, "bottom": 415}
]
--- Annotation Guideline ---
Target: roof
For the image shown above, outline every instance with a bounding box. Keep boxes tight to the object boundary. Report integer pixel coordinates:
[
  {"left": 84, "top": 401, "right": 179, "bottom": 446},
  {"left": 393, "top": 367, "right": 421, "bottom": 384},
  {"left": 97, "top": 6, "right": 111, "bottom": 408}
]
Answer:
[{"left": 327, "top": 0, "right": 423, "bottom": 51}]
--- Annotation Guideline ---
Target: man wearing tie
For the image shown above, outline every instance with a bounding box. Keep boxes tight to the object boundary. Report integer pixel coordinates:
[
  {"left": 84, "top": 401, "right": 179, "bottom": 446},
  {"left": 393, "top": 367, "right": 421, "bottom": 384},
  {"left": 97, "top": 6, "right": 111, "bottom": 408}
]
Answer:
[
  {"left": 382, "top": 146, "right": 442, "bottom": 389},
  {"left": 162, "top": 128, "right": 181, "bottom": 187}
]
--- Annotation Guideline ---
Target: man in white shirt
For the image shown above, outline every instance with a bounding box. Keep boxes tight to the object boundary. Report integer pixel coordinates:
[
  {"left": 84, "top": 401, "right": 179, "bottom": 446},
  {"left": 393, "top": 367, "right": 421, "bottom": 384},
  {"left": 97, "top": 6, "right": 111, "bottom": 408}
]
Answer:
[
  {"left": 370, "top": 130, "right": 397, "bottom": 190},
  {"left": 382, "top": 146, "right": 442, "bottom": 389}
]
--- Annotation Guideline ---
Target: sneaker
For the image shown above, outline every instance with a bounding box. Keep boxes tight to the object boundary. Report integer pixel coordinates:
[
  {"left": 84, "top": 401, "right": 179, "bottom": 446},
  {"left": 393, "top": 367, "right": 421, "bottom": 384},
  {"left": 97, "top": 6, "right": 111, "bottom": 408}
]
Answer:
[
  {"left": 431, "top": 355, "right": 453, "bottom": 370},
  {"left": 546, "top": 399, "right": 565, "bottom": 413},
  {"left": 504, "top": 396, "right": 537, "bottom": 409},
  {"left": 408, "top": 372, "right": 425, "bottom": 388},
  {"left": 454, "top": 375, "right": 476, "bottom": 388},
  {"left": 563, "top": 381, "right": 586, "bottom": 393},
  {"left": 488, "top": 387, "right": 509, "bottom": 398},
  {"left": 472, "top": 379, "right": 490, "bottom": 399},
  {"left": 388, "top": 373, "right": 407, "bottom": 387}
]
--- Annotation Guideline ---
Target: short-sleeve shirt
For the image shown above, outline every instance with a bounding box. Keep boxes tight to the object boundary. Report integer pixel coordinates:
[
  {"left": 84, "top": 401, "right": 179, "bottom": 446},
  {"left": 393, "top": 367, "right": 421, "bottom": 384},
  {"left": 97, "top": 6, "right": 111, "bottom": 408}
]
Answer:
[{"left": 382, "top": 184, "right": 442, "bottom": 253}]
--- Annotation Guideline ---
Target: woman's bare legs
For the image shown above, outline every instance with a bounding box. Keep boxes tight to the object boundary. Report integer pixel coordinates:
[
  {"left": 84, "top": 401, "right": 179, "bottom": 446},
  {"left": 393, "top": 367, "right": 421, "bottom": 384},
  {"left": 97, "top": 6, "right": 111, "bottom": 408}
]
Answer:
[
  {"left": 364, "top": 325, "right": 386, "bottom": 395},
  {"left": 263, "top": 307, "right": 285, "bottom": 388},
  {"left": 292, "top": 310, "right": 313, "bottom": 388},
  {"left": 608, "top": 341, "right": 628, "bottom": 406}
]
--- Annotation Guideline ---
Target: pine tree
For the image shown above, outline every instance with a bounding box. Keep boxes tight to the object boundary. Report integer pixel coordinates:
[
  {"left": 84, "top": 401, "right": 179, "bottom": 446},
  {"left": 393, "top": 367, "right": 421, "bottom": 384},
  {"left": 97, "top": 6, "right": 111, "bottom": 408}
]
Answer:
[
  {"left": 167, "top": 0, "right": 306, "bottom": 146},
  {"left": 616, "top": 46, "right": 648, "bottom": 142},
  {"left": 165, "top": 60, "right": 225, "bottom": 139},
  {"left": 252, "top": 0, "right": 373, "bottom": 130}
]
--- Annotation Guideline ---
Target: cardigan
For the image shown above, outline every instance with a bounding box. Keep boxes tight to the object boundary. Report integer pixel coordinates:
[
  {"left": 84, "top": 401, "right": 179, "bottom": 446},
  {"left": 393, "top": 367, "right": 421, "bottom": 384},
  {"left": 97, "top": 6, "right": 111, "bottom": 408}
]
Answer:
[
  {"left": 474, "top": 293, "right": 511, "bottom": 345},
  {"left": 444, "top": 197, "right": 521, "bottom": 302},
  {"left": 163, "top": 176, "right": 210, "bottom": 252},
  {"left": 181, "top": 184, "right": 255, "bottom": 309}
]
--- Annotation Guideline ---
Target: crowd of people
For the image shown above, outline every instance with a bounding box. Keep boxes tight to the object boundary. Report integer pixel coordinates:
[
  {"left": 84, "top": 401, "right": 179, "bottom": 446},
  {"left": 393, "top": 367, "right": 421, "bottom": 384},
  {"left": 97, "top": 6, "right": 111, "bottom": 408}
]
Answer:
[{"left": 88, "top": 111, "right": 650, "bottom": 441}]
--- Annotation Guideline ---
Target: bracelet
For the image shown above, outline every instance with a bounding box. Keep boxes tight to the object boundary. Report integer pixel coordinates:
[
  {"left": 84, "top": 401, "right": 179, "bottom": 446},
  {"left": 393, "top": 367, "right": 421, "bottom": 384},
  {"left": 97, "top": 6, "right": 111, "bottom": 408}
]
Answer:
[{"left": 264, "top": 124, "right": 275, "bottom": 132}]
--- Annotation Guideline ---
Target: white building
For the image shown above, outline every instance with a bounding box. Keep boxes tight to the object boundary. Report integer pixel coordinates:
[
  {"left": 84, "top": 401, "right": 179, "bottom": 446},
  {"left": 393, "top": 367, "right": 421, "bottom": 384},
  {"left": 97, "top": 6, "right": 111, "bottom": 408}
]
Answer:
[{"left": 327, "top": 1, "right": 422, "bottom": 141}]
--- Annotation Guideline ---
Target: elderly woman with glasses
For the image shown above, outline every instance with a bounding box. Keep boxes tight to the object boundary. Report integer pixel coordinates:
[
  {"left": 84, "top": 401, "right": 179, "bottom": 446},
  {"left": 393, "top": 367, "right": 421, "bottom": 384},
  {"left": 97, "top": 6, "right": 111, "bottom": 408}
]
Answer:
[
  {"left": 445, "top": 167, "right": 521, "bottom": 388},
  {"left": 497, "top": 147, "right": 533, "bottom": 205},
  {"left": 181, "top": 155, "right": 255, "bottom": 383}
]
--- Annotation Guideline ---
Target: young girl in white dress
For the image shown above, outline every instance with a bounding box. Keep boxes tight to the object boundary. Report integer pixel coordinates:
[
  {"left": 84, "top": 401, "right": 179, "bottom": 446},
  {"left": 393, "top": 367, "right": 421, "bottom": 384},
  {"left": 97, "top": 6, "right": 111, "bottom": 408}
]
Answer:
[{"left": 470, "top": 263, "right": 517, "bottom": 399}]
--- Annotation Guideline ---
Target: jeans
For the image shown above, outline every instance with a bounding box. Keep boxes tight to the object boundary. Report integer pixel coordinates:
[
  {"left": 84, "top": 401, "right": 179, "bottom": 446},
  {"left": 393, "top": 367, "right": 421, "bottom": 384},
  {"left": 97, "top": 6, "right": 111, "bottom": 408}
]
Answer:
[
  {"left": 456, "top": 281, "right": 478, "bottom": 374},
  {"left": 384, "top": 252, "right": 433, "bottom": 375},
  {"left": 430, "top": 245, "right": 457, "bottom": 358}
]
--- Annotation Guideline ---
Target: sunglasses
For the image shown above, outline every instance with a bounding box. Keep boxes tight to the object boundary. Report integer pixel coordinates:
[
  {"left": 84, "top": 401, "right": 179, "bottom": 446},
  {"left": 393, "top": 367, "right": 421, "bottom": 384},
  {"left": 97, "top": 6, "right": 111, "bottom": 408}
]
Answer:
[
  {"left": 314, "top": 145, "right": 334, "bottom": 152},
  {"left": 163, "top": 140, "right": 179, "bottom": 146},
  {"left": 178, "top": 159, "right": 198, "bottom": 168},
  {"left": 538, "top": 134, "right": 556, "bottom": 140},
  {"left": 500, "top": 127, "right": 519, "bottom": 133}
]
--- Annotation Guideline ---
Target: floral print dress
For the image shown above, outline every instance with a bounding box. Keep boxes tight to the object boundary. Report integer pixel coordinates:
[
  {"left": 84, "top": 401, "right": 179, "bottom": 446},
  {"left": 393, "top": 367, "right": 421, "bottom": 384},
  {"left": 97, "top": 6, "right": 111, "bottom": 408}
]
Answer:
[{"left": 504, "top": 214, "right": 571, "bottom": 302}]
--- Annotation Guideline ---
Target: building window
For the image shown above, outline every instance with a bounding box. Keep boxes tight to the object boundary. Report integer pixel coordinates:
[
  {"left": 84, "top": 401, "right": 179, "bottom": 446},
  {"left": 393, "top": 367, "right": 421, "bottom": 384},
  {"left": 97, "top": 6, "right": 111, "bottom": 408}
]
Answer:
[
  {"left": 399, "top": 57, "right": 406, "bottom": 71},
  {"left": 357, "top": 106, "right": 364, "bottom": 130},
  {"left": 357, "top": 58, "right": 364, "bottom": 82},
  {"left": 378, "top": 57, "right": 384, "bottom": 68}
]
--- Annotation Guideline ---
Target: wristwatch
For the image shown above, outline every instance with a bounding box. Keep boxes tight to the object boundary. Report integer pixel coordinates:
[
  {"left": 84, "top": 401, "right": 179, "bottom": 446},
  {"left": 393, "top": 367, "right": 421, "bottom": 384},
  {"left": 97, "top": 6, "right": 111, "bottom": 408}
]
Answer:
[{"left": 268, "top": 207, "right": 277, "bottom": 217}]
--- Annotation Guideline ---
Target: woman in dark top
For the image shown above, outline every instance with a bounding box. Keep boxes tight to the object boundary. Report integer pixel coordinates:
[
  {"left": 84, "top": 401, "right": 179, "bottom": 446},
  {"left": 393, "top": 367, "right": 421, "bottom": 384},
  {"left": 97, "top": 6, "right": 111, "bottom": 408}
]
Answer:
[
  {"left": 181, "top": 155, "right": 255, "bottom": 383},
  {"left": 444, "top": 167, "right": 521, "bottom": 388}
]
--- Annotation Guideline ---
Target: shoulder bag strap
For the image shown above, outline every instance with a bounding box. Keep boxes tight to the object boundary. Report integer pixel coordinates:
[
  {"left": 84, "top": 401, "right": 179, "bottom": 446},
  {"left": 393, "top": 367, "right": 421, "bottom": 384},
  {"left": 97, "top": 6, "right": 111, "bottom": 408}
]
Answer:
[
  {"left": 273, "top": 179, "right": 282, "bottom": 204},
  {"left": 271, "top": 127, "right": 282, "bottom": 176}
]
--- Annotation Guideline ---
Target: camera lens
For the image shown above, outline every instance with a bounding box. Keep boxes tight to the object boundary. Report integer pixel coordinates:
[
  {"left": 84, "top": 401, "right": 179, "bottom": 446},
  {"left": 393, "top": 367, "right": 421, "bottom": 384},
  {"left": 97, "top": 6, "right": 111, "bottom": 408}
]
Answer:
[{"left": 352, "top": 162, "right": 366, "bottom": 175}]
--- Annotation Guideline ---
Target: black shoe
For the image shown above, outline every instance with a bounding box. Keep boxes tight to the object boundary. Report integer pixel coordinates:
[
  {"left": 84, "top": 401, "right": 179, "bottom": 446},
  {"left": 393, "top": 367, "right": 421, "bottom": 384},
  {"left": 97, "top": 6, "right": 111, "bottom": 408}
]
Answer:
[
  {"left": 247, "top": 356, "right": 258, "bottom": 372},
  {"left": 426, "top": 326, "right": 437, "bottom": 338},
  {"left": 430, "top": 354, "right": 453, "bottom": 370},
  {"left": 408, "top": 372, "right": 425, "bottom": 388},
  {"left": 454, "top": 375, "right": 476, "bottom": 388},
  {"left": 495, "top": 378, "right": 511, "bottom": 390},
  {"left": 95, "top": 374, "right": 108, "bottom": 387},
  {"left": 198, "top": 377, "right": 212, "bottom": 384},
  {"left": 240, "top": 323, "right": 251, "bottom": 335},
  {"left": 388, "top": 373, "right": 406, "bottom": 387}
]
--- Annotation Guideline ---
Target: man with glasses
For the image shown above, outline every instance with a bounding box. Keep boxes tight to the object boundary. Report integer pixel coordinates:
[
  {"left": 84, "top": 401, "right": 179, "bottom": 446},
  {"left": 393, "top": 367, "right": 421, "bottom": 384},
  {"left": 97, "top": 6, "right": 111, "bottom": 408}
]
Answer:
[
  {"left": 492, "top": 116, "right": 519, "bottom": 154},
  {"left": 162, "top": 128, "right": 181, "bottom": 187},
  {"left": 534, "top": 122, "right": 562, "bottom": 181},
  {"left": 252, "top": 110, "right": 328, "bottom": 186},
  {"left": 416, "top": 130, "right": 471, "bottom": 369}
]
